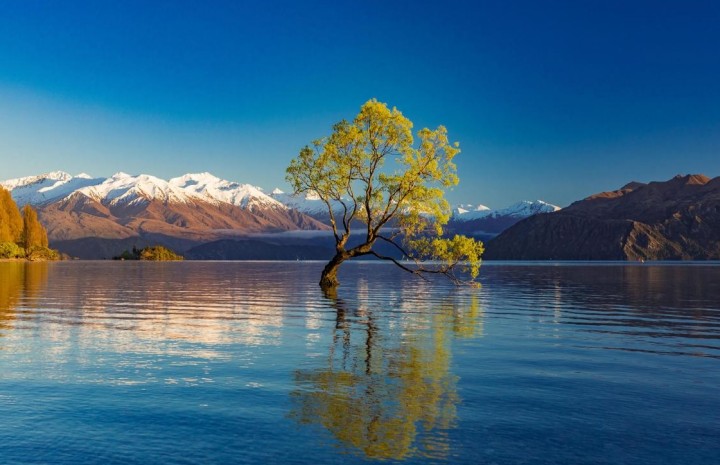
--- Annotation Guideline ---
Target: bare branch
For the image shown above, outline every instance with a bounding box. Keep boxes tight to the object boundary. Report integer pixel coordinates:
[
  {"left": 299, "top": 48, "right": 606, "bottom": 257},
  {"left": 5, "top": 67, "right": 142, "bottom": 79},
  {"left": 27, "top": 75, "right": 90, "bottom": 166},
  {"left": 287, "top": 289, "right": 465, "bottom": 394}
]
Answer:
[
  {"left": 376, "top": 234, "right": 411, "bottom": 258},
  {"left": 369, "top": 251, "right": 429, "bottom": 280}
]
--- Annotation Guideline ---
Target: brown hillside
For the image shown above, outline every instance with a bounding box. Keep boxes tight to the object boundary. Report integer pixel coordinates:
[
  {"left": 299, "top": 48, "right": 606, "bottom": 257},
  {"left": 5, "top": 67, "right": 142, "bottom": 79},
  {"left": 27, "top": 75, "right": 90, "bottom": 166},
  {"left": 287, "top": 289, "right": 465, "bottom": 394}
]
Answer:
[
  {"left": 485, "top": 174, "right": 720, "bottom": 260},
  {"left": 37, "top": 191, "right": 329, "bottom": 256}
]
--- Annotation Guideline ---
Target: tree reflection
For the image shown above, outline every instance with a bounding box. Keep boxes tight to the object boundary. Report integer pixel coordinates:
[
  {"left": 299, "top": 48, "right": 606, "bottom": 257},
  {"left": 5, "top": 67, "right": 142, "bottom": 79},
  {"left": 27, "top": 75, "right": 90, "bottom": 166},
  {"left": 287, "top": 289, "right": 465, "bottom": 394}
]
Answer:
[
  {"left": 290, "top": 291, "right": 482, "bottom": 460},
  {"left": 0, "top": 262, "right": 48, "bottom": 331}
]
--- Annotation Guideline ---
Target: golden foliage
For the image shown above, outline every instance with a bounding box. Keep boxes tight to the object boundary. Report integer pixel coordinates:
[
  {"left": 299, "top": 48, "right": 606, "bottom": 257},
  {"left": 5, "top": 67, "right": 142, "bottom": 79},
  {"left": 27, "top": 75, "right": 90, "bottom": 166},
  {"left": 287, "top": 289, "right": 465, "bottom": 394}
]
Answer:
[
  {"left": 0, "top": 188, "right": 56, "bottom": 259},
  {"left": 0, "top": 187, "right": 23, "bottom": 243},
  {"left": 21, "top": 204, "right": 48, "bottom": 250}
]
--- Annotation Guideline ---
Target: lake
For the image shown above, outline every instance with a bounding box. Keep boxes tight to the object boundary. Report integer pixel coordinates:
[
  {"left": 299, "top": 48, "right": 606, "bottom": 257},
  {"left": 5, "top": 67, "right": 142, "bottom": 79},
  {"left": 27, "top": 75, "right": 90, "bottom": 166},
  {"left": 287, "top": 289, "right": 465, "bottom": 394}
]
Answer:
[{"left": 0, "top": 261, "right": 718, "bottom": 464}]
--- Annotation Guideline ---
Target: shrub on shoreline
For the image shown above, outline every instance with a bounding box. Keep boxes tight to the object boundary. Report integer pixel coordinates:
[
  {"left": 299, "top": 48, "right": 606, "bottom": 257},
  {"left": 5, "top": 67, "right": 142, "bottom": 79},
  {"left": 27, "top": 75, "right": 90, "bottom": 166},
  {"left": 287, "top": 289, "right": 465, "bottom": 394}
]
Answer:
[{"left": 0, "top": 242, "right": 25, "bottom": 259}]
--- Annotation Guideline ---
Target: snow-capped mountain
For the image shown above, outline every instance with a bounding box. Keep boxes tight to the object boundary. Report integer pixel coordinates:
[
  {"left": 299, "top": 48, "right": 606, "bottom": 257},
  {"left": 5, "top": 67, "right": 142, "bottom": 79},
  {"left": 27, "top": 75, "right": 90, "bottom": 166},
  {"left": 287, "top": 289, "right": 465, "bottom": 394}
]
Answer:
[
  {"left": 171, "top": 173, "right": 284, "bottom": 210},
  {"left": 268, "top": 189, "right": 560, "bottom": 228},
  {"left": 452, "top": 200, "right": 560, "bottom": 222},
  {"left": 0, "top": 171, "right": 328, "bottom": 258},
  {"left": 270, "top": 189, "right": 346, "bottom": 216},
  {"left": 1, "top": 171, "right": 103, "bottom": 206},
  {"left": 447, "top": 200, "right": 561, "bottom": 237},
  {"left": 77, "top": 172, "right": 194, "bottom": 206},
  {"left": 1, "top": 170, "right": 286, "bottom": 210},
  {"left": 452, "top": 204, "right": 492, "bottom": 220}
]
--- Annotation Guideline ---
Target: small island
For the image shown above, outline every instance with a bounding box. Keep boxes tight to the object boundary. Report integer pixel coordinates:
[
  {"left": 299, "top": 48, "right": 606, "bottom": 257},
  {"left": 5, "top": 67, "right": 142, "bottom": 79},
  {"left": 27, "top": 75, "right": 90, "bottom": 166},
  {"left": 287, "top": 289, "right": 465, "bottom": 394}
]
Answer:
[{"left": 113, "top": 245, "right": 184, "bottom": 261}]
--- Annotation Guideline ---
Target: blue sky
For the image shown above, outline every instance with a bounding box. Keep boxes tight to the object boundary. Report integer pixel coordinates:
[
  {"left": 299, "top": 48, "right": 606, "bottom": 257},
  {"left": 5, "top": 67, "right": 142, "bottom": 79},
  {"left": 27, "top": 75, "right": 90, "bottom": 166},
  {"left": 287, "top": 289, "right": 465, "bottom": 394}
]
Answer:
[{"left": 1, "top": 0, "right": 719, "bottom": 207}]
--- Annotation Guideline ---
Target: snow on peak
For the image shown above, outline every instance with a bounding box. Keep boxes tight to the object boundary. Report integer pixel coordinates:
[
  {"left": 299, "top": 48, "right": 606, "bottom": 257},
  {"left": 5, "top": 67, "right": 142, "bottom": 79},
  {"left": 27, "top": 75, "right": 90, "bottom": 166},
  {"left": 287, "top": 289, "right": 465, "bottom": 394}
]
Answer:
[
  {"left": 44, "top": 171, "right": 73, "bottom": 181},
  {"left": 270, "top": 189, "right": 339, "bottom": 215},
  {"left": 452, "top": 200, "right": 560, "bottom": 221},
  {"left": 495, "top": 200, "right": 561, "bottom": 218},
  {"left": 78, "top": 173, "right": 192, "bottom": 206},
  {"left": 171, "top": 172, "right": 223, "bottom": 186},
  {"left": 1, "top": 171, "right": 71, "bottom": 189},
  {"left": 453, "top": 203, "right": 492, "bottom": 219},
  {"left": 109, "top": 172, "right": 132, "bottom": 179},
  {"left": 272, "top": 188, "right": 285, "bottom": 195},
  {"left": 168, "top": 173, "right": 284, "bottom": 209},
  {"left": 1, "top": 170, "right": 288, "bottom": 210},
  {"left": 1, "top": 171, "right": 105, "bottom": 206}
]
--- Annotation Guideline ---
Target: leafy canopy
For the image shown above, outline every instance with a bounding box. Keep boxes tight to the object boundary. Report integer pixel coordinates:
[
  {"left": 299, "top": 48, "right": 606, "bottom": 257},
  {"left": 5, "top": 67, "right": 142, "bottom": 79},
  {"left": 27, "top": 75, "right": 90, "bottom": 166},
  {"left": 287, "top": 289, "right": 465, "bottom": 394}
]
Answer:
[{"left": 287, "top": 99, "right": 483, "bottom": 285}]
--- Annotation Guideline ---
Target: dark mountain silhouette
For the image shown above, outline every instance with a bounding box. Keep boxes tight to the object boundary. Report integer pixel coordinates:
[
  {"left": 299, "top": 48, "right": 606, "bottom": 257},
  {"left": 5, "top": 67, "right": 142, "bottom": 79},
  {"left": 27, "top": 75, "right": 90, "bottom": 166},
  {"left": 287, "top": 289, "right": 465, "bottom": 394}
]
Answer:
[{"left": 485, "top": 174, "right": 720, "bottom": 260}]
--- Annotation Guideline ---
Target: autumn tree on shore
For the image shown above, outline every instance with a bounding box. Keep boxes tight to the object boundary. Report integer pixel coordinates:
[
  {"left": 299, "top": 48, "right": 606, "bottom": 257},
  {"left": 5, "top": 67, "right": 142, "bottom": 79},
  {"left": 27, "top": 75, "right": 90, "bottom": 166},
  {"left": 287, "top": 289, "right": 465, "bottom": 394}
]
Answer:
[
  {"left": 21, "top": 204, "right": 48, "bottom": 250},
  {"left": 0, "top": 187, "right": 23, "bottom": 243},
  {"left": 0, "top": 187, "right": 55, "bottom": 259},
  {"left": 286, "top": 99, "right": 484, "bottom": 289}
]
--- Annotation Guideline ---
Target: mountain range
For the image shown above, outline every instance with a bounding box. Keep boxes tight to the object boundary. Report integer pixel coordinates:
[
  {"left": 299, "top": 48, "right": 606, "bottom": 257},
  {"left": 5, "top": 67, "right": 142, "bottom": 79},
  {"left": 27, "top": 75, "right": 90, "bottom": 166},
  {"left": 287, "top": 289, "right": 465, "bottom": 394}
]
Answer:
[
  {"left": 1, "top": 171, "right": 558, "bottom": 259},
  {"left": 447, "top": 200, "right": 559, "bottom": 237},
  {"left": 485, "top": 174, "right": 720, "bottom": 260},
  {"left": 270, "top": 187, "right": 559, "bottom": 237}
]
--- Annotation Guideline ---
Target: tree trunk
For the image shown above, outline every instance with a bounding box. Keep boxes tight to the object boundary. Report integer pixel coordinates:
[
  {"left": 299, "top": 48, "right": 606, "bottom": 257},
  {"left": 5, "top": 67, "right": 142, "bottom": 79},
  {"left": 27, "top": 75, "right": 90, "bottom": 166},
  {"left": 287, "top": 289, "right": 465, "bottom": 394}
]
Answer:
[{"left": 320, "top": 252, "right": 346, "bottom": 290}]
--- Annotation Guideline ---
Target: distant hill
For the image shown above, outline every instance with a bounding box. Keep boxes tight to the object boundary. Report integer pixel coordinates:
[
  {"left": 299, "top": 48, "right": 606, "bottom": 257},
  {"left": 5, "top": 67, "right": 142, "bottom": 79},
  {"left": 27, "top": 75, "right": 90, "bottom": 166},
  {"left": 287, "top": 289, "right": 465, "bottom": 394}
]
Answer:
[
  {"left": 185, "top": 234, "right": 407, "bottom": 261},
  {"left": 446, "top": 200, "right": 559, "bottom": 238},
  {"left": 485, "top": 174, "right": 720, "bottom": 260},
  {"left": 185, "top": 239, "right": 334, "bottom": 260},
  {"left": 271, "top": 188, "right": 560, "bottom": 240}
]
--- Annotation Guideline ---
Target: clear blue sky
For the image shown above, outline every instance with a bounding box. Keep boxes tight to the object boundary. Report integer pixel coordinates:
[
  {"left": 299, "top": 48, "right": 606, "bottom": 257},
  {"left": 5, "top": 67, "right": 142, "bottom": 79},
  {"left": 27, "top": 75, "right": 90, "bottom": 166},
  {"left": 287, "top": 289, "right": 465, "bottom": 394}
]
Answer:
[{"left": 1, "top": 0, "right": 718, "bottom": 207}]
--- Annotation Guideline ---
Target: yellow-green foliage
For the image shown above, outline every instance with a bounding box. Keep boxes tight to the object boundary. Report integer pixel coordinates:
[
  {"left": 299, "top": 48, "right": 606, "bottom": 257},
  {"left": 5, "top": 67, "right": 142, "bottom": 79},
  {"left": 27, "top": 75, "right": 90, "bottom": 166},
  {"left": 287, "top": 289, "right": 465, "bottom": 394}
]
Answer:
[
  {"left": 114, "top": 245, "right": 183, "bottom": 260},
  {"left": 287, "top": 98, "right": 483, "bottom": 285},
  {"left": 139, "top": 246, "right": 183, "bottom": 261},
  {"left": 0, "top": 242, "right": 25, "bottom": 259},
  {"left": 410, "top": 235, "right": 485, "bottom": 281},
  {"left": 25, "top": 246, "right": 59, "bottom": 261}
]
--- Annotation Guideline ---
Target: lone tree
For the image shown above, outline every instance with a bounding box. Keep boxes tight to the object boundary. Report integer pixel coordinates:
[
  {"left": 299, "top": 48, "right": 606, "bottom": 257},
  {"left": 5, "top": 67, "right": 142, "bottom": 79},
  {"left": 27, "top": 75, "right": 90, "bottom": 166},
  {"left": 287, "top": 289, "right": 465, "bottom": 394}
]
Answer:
[{"left": 287, "top": 99, "right": 484, "bottom": 289}]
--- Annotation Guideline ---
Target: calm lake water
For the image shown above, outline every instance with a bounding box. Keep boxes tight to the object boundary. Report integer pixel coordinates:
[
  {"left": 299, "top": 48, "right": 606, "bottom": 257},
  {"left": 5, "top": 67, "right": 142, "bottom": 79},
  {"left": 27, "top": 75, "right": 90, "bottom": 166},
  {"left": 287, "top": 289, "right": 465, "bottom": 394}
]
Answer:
[{"left": 0, "top": 261, "right": 718, "bottom": 464}]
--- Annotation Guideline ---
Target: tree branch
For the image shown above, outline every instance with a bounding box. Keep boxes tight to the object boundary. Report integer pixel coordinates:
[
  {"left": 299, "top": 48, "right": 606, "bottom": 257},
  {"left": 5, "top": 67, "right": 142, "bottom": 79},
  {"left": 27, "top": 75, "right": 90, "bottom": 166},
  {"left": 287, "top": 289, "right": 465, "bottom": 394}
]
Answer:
[
  {"left": 369, "top": 251, "right": 429, "bottom": 280},
  {"left": 376, "top": 234, "right": 411, "bottom": 258}
]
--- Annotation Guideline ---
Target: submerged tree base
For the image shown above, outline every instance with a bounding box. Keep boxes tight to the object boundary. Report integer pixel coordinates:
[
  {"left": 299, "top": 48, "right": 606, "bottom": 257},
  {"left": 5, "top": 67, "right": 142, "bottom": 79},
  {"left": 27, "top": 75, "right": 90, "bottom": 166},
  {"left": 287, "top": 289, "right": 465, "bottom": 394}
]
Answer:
[
  {"left": 319, "top": 257, "right": 342, "bottom": 290},
  {"left": 319, "top": 275, "right": 339, "bottom": 289}
]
